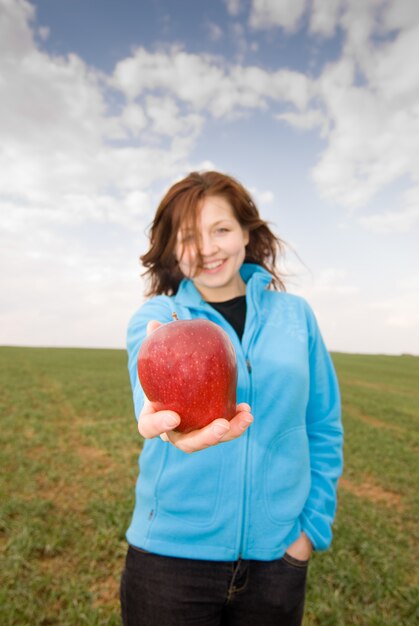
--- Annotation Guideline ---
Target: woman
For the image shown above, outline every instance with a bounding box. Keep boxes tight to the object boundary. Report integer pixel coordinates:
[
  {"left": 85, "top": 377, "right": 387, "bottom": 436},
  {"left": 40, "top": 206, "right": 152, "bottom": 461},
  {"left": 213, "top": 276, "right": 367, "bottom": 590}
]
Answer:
[{"left": 121, "top": 171, "right": 343, "bottom": 626}]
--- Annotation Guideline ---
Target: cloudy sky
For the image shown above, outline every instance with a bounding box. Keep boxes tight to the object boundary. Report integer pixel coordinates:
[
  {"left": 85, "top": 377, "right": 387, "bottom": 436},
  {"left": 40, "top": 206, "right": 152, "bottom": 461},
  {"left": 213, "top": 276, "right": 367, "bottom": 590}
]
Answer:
[{"left": 1, "top": 0, "right": 418, "bottom": 355}]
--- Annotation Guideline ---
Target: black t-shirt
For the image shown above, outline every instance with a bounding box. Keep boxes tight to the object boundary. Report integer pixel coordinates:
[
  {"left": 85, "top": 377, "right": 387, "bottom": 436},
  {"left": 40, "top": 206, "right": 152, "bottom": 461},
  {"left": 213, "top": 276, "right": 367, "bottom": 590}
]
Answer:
[{"left": 207, "top": 295, "right": 247, "bottom": 341}]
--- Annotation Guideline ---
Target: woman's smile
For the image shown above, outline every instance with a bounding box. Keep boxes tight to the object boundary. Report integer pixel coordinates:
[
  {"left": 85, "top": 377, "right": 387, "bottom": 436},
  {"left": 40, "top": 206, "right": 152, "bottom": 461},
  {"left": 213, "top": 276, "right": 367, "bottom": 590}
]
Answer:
[{"left": 200, "top": 259, "right": 226, "bottom": 273}]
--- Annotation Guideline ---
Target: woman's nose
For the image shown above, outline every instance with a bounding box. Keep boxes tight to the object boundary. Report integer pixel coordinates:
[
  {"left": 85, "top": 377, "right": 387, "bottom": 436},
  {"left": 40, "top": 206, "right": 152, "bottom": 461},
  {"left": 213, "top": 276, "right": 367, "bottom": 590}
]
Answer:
[{"left": 200, "top": 234, "right": 218, "bottom": 256}]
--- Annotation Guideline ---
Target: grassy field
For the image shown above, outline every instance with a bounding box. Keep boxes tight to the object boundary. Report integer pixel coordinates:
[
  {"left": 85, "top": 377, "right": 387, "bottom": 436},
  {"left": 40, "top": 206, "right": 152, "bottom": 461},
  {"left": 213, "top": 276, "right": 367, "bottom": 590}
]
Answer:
[{"left": 0, "top": 346, "right": 418, "bottom": 625}]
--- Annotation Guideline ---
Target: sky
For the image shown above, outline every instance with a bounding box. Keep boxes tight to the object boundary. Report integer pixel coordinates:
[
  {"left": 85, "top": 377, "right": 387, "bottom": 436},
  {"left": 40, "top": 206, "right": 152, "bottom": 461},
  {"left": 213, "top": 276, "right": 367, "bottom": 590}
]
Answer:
[{"left": 1, "top": 0, "right": 418, "bottom": 355}]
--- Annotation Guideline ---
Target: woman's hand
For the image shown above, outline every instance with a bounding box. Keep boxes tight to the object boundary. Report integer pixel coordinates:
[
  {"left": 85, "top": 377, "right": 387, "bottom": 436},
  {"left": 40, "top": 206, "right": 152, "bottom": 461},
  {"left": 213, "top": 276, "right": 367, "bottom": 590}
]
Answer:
[
  {"left": 138, "top": 397, "right": 253, "bottom": 453},
  {"left": 137, "top": 320, "right": 254, "bottom": 453},
  {"left": 285, "top": 532, "right": 313, "bottom": 561}
]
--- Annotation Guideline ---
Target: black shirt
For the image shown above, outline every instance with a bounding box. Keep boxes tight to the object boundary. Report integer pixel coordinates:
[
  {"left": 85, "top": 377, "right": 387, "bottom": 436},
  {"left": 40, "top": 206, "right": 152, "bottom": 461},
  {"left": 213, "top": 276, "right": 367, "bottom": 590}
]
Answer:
[{"left": 207, "top": 295, "right": 247, "bottom": 341}]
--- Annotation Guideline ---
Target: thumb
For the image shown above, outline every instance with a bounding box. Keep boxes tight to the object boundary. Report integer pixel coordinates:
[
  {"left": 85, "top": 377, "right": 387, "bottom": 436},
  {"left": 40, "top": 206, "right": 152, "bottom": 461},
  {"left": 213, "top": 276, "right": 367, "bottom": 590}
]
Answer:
[{"left": 146, "top": 320, "right": 162, "bottom": 335}]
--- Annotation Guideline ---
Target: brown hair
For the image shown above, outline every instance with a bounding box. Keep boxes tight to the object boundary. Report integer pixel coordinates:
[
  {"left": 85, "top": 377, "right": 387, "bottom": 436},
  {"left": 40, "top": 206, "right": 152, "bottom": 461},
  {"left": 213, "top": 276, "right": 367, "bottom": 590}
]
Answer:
[{"left": 140, "top": 170, "right": 287, "bottom": 296}]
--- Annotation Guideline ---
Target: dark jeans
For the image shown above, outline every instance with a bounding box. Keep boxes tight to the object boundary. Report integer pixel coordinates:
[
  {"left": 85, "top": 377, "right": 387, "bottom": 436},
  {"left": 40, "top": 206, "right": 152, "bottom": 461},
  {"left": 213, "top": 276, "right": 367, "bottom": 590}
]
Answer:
[{"left": 120, "top": 545, "right": 309, "bottom": 626}]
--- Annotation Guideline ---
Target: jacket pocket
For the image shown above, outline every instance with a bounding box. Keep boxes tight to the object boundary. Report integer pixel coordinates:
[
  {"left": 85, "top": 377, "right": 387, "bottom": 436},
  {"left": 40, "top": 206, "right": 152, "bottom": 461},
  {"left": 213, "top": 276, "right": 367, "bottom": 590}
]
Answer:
[
  {"left": 155, "top": 445, "right": 226, "bottom": 528},
  {"left": 263, "top": 426, "right": 311, "bottom": 524}
]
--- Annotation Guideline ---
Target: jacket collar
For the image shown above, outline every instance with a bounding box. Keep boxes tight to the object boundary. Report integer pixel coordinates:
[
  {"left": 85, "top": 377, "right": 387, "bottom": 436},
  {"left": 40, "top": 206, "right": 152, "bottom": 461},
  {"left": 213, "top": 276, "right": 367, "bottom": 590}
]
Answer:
[{"left": 174, "top": 263, "right": 273, "bottom": 308}]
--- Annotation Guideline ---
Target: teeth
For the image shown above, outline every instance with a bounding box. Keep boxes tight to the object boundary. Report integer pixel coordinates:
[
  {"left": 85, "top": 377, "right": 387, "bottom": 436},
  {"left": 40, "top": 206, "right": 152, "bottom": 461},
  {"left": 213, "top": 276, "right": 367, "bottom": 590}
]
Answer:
[{"left": 203, "top": 261, "right": 223, "bottom": 270}]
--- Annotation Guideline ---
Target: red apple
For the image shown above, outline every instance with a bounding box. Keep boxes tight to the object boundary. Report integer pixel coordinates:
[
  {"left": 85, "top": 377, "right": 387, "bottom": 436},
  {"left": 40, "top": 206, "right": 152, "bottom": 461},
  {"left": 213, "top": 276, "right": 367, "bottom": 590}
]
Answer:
[{"left": 137, "top": 315, "right": 237, "bottom": 433}]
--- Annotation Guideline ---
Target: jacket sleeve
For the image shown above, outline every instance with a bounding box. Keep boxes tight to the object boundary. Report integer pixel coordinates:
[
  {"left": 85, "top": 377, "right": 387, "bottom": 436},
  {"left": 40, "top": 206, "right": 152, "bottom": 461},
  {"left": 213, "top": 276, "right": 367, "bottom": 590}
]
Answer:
[
  {"left": 299, "top": 300, "right": 344, "bottom": 550},
  {"left": 126, "top": 296, "right": 174, "bottom": 420}
]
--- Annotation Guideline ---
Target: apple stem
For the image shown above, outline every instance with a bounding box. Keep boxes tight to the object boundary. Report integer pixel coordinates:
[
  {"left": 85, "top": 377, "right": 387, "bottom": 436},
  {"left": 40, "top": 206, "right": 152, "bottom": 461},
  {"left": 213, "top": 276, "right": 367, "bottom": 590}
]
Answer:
[{"left": 172, "top": 312, "right": 179, "bottom": 321}]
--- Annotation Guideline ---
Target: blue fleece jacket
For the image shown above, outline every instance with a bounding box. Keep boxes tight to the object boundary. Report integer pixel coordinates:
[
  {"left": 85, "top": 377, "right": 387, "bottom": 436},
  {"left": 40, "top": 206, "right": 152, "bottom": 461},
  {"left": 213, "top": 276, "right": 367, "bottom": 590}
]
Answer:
[{"left": 126, "top": 264, "right": 343, "bottom": 561}]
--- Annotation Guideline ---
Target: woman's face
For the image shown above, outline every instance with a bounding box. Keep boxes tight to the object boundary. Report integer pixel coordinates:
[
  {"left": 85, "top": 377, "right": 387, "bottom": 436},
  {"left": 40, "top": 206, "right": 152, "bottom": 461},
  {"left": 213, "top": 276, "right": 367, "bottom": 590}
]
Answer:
[{"left": 175, "top": 195, "right": 249, "bottom": 302}]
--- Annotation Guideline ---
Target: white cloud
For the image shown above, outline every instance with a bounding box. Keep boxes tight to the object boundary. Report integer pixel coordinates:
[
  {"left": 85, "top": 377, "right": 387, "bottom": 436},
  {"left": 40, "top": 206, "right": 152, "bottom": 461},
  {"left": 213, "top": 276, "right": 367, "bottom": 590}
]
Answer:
[
  {"left": 206, "top": 21, "right": 223, "bottom": 41},
  {"left": 248, "top": 0, "right": 343, "bottom": 36},
  {"left": 276, "top": 108, "right": 328, "bottom": 134},
  {"left": 268, "top": 0, "right": 419, "bottom": 233},
  {"left": 258, "top": 191, "right": 274, "bottom": 204},
  {"left": 224, "top": 0, "right": 243, "bottom": 17},
  {"left": 0, "top": 0, "right": 34, "bottom": 57},
  {"left": 111, "top": 46, "right": 312, "bottom": 118},
  {"left": 309, "top": 54, "right": 412, "bottom": 208},
  {"left": 120, "top": 103, "right": 147, "bottom": 136},
  {"left": 37, "top": 25, "right": 49, "bottom": 41},
  {"left": 309, "top": 0, "right": 342, "bottom": 37},
  {"left": 380, "top": 0, "right": 419, "bottom": 31},
  {"left": 249, "top": 187, "right": 275, "bottom": 206},
  {"left": 145, "top": 95, "right": 204, "bottom": 138},
  {"left": 249, "top": 0, "right": 307, "bottom": 32},
  {"left": 0, "top": 7, "right": 202, "bottom": 228},
  {"left": 230, "top": 22, "right": 248, "bottom": 60},
  {"left": 111, "top": 47, "right": 223, "bottom": 104},
  {"left": 365, "top": 21, "right": 419, "bottom": 105}
]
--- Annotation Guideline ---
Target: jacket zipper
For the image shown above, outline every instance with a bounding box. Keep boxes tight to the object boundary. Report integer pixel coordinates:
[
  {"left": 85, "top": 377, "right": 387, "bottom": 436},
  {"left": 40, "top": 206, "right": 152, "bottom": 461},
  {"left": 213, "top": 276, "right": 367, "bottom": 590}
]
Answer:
[
  {"left": 238, "top": 345, "right": 253, "bottom": 559},
  {"left": 236, "top": 278, "right": 262, "bottom": 559},
  {"left": 237, "top": 354, "right": 253, "bottom": 559},
  {"left": 187, "top": 301, "right": 257, "bottom": 560}
]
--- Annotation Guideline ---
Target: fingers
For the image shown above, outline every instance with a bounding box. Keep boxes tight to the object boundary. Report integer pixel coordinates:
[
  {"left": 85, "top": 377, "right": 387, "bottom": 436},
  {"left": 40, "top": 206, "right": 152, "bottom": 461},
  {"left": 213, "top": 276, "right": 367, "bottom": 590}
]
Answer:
[
  {"left": 164, "top": 418, "right": 232, "bottom": 453},
  {"left": 138, "top": 397, "right": 181, "bottom": 439},
  {"left": 214, "top": 407, "right": 254, "bottom": 444},
  {"left": 164, "top": 405, "right": 254, "bottom": 454},
  {"left": 139, "top": 397, "right": 254, "bottom": 453}
]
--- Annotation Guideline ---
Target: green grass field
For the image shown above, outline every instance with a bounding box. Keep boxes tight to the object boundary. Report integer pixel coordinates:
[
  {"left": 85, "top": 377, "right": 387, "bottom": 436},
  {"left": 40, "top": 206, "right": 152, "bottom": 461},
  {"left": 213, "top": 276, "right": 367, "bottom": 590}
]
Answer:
[{"left": 0, "top": 347, "right": 418, "bottom": 625}]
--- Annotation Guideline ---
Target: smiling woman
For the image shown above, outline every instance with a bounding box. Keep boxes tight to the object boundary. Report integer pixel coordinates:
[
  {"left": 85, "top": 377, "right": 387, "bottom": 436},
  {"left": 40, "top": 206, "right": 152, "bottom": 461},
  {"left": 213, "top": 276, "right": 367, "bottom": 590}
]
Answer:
[
  {"left": 121, "top": 170, "right": 344, "bottom": 626},
  {"left": 140, "top": 170, "right": 286, "bottom": 297},
  {"left": 175, "top": 196, "right": 249, "bottom": 302}
]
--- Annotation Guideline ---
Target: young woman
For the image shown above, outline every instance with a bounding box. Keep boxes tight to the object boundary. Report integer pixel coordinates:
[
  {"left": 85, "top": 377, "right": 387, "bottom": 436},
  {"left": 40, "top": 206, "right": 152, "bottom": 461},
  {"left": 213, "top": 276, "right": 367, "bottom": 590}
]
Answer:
[{"left": 120, "top": 171, "right": 343, "bottom": 626}]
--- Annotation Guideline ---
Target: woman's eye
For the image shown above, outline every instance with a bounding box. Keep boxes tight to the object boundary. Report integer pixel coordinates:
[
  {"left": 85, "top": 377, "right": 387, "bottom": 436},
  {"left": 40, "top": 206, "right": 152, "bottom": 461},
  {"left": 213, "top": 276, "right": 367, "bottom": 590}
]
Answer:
[{"left": 215, "top": 228, "right": 229, "bottom": 234}]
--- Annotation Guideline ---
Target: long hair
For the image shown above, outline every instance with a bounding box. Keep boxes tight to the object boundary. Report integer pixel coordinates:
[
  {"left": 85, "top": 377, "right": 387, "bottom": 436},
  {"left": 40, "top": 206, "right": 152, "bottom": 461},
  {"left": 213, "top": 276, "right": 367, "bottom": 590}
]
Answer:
[{"left": 141, "top": 171, "right": 287, "bottom": 296}]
